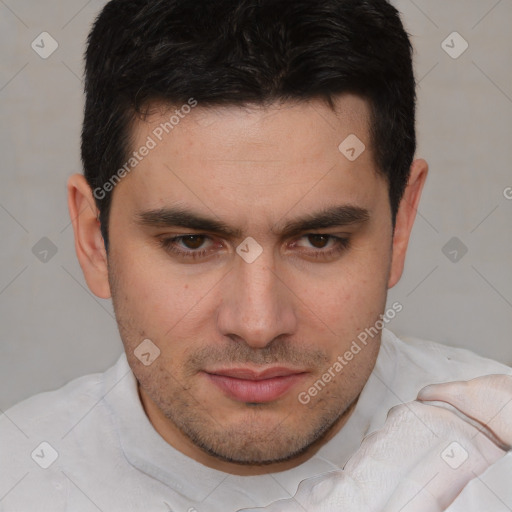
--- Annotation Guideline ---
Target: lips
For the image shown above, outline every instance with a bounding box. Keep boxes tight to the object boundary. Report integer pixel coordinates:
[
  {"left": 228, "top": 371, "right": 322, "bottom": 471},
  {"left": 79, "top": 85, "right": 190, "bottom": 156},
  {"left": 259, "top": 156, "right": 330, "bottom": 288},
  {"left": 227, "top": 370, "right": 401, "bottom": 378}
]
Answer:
[{"left": 205, "top": 367, "right": 307, "bottom": 403}]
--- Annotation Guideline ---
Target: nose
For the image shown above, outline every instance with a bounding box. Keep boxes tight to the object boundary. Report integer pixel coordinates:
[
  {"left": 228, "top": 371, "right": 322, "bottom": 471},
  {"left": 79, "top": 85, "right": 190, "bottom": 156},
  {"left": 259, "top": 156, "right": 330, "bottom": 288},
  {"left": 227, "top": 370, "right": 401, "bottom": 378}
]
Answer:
[{"left": 217, "top": 246, "right": 297, "bottom": 349}]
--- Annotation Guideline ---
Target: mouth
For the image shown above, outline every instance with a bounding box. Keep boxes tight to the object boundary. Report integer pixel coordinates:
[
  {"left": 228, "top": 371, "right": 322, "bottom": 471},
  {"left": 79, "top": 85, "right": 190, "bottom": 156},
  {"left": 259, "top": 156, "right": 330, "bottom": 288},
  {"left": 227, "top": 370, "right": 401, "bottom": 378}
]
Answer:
[{"left": 204, "top": 367, "right": 308, "bottom": 403}]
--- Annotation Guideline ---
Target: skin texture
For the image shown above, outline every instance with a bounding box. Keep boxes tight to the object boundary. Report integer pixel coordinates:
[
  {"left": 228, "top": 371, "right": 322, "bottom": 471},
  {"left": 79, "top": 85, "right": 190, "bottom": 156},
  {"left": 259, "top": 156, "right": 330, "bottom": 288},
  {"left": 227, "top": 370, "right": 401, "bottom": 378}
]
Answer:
[{"left": 67, "top": 94, "right": 428, "bottom": 476}]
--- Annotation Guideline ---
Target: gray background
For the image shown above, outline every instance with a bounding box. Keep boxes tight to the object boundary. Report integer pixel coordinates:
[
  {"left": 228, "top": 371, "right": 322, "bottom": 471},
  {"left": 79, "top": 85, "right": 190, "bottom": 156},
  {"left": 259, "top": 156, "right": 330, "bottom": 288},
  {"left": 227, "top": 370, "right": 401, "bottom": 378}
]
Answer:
[{"left": 1, "top": 0, "right": 511, "bottom": 411}]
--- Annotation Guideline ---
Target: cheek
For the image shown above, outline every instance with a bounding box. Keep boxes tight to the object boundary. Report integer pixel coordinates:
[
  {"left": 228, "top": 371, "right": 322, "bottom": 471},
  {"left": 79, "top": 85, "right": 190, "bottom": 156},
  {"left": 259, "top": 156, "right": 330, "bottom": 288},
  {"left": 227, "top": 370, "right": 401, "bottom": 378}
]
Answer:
[
  {"left": 326, "top": 262, "right": 390, "bottom": 357},
  {"left": 113, "top": 250, "right": 220, "bottom": 342},
  {"left": 296, "top": 245, "right": 390, "bottom": 325}
]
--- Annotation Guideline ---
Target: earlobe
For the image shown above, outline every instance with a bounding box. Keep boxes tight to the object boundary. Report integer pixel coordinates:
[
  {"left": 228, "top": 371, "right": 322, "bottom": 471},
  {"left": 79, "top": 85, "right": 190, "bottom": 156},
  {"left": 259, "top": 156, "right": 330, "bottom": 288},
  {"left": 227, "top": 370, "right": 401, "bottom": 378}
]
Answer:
[
  {"left": 387, "top": 158, "right": 429, "bottom": 289},
  {"left": 67, "top": 174, "right": 111, "bottom": 299}
]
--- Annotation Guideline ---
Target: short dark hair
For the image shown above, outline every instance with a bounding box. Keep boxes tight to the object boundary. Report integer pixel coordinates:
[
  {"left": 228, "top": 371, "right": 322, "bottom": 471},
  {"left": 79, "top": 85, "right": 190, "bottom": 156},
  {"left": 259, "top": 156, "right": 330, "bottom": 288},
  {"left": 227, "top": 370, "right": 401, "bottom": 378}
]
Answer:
[{"left": 81, "top": 0, "right": 416, "bottom": 251}]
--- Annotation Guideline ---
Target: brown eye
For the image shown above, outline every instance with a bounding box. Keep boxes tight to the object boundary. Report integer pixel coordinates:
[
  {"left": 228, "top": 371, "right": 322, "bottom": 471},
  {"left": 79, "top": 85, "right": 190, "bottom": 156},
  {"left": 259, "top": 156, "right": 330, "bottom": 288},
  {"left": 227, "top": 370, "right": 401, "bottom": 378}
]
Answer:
[
  {"left": 160, "top": 233, "right": 350, "bottom": 263},
  {"left": 307, "top": 234, "right": 330, "bottom": 249},
  {"left": 159, "top": 234, "right": 216, "bottom": 260},
  {"left": 292, "top": 234, "right": 351, "bottom": 261},
  {"left": 180, "top": 235, "right": 207, "bottom": 249}
]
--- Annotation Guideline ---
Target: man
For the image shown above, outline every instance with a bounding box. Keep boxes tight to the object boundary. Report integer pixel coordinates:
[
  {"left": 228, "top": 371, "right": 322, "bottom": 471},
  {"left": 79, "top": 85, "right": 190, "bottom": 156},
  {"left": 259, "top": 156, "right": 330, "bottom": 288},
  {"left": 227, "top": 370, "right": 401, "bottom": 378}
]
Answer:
[{"left": 1, "top": 0, "right": 511, "bottom": 510}]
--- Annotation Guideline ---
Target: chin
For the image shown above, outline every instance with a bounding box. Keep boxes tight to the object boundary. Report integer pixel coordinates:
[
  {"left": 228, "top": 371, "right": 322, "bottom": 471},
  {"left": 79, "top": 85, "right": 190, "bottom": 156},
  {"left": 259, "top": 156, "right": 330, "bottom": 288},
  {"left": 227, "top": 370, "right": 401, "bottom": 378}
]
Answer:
[{"left": 190, "top": 413, "right": 337, "bottom": 466}]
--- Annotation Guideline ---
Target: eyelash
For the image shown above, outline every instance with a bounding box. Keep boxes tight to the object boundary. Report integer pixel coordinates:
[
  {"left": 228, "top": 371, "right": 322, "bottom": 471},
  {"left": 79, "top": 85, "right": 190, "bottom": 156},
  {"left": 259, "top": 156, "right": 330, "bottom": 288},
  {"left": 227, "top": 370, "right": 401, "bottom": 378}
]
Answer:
[{"left": 159, "top": 234, "right": 350, "bottom": 261}]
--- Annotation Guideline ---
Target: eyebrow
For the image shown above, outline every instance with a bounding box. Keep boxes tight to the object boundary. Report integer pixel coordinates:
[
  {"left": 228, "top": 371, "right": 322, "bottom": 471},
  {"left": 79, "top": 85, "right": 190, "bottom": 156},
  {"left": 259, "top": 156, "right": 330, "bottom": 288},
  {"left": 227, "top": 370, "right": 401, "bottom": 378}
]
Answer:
[{"left": 135, "top": 204, "right": 370, "bottom": 239}]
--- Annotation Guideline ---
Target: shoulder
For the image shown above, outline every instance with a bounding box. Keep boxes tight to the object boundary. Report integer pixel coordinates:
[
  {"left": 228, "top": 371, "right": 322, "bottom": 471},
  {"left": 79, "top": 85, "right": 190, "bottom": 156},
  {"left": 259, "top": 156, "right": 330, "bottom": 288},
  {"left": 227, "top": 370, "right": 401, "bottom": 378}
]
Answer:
[
  {"left": 2, "top": 353, "right": 128, "bottom": 438},
  {"left": 381, "top": 328, "right": 512, "bottom": 383},
  {"left": 373, "top": 328, "right": 512, "bottom": 407},
  {"left": 3, "top": 370, "right": 104, "bottom": 433},
  {"left": 361, "top": 329, "right": 512, "bottom": 436},
  {"left": 0, "top": 353, "right": 131, "bottom": 509}
]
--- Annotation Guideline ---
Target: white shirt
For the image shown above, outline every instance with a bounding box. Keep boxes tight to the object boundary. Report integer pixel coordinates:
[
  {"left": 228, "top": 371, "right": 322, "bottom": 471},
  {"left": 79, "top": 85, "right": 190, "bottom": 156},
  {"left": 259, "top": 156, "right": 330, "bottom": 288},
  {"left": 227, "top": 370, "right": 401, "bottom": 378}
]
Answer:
[{"left": 1, "top": 329, "right": 511, "bottom": 512}]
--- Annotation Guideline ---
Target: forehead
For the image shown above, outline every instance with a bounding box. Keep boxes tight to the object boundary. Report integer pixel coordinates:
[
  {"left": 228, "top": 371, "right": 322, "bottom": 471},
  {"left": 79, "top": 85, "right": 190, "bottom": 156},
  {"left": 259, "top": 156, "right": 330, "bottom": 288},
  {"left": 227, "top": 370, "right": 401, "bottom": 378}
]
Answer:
[
  {"left": 135, "top": 94, "right": 372, "bottom": 161},
  {"left": 110, "top": 95, "right": 386, "bottom": 231}
]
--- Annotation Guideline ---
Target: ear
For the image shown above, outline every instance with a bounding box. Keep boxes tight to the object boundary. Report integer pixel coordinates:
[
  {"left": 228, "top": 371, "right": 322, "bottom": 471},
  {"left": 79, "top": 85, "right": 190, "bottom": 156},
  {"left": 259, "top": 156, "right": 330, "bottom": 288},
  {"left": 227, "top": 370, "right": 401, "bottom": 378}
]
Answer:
[
  {"left": 388, "top": 159, "right": 429, "bottom": 289},
  {"left": 67, "top": 174, "right": 111, "bottom": 298}
]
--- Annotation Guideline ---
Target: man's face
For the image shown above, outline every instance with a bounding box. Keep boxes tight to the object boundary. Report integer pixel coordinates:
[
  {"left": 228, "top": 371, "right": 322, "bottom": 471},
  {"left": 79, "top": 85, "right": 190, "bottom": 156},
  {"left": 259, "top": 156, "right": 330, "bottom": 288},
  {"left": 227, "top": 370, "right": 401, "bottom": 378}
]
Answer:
[{"left": 106, "top": 95, "right": 393, "bottom": 467}]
